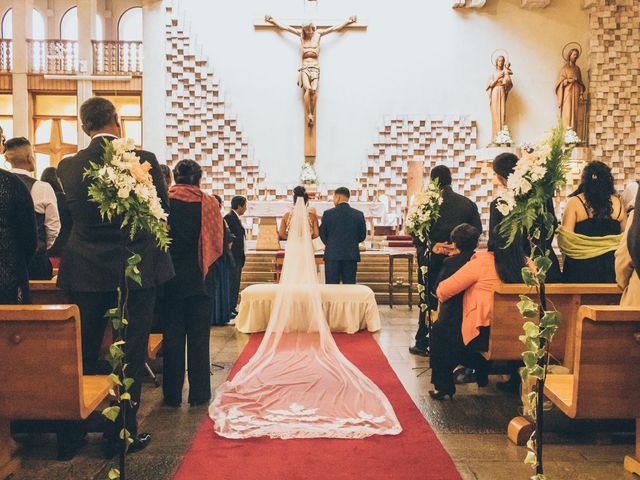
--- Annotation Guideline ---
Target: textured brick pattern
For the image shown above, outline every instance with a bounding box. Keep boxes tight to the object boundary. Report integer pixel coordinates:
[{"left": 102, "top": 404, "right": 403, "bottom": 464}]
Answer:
[{"left": 586, "top": 0, "right": 640, "bottom": 184}]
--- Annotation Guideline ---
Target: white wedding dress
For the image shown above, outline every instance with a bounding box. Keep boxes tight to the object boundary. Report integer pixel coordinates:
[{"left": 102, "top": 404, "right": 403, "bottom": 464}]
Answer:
[{"left": 209, "top": 198, "right": 402, "bottom": 439}]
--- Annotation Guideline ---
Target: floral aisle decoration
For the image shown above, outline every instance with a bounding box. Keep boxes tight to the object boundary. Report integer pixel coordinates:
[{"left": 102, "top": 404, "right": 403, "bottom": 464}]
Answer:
[
  {"left": 496, "top": 123, "right": 572, "bottom": 479},
  {"left": 405, "top": 179, "right": 443, "bottom": 314},
  {"left": 494, "top": 125, "right": 514, "bottom": 146},
  {"left": 84, "top": 138, "right": 170, "bottom": 480}
]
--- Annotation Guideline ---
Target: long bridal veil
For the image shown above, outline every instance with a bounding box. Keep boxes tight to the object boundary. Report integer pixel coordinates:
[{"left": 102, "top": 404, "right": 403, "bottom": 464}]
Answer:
[{"left": 209, "top": 198, "right": 402, "bottom": 439}]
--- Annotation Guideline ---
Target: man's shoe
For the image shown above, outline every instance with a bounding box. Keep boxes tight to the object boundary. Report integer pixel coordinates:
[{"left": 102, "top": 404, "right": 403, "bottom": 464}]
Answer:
[
  {"left": 408, "top": 345, "right": 428, "bottom": 357},
  {"left": 103, "top": 433, "right": 152, "bottom": 459}
]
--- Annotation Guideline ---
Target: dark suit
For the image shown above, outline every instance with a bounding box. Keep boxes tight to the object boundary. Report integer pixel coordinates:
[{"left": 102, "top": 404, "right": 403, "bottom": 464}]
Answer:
[
  {"left": 319, "top": 202, "right": 367, "bottom": 284},
  {"left": 162, "top": 199, "right": 212, "bottom": 406},
  {"left": 225, "top": 210, "right": 245, "bottom": 309},
  {"left": 413, "top": 185, "right": 482, "bottom": 350},
  {"left": 57, "top": 135, "right": 174, "bottom": 436},
  {"left": 629, "top": 190, "right": 640, "bottom": 276}
]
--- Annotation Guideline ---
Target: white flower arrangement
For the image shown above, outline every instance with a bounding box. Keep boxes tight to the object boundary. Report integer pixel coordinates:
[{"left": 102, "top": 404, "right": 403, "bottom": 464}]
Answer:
[
  {"left": 85, "top": 138, "right": 170, "bottom": 247},
  {"left": 405, "top": 179, "right": 443, "bottom": 243},
  {"left": 300, "top": 162, "right": 318, "bottom": 184},
  {"left": 564, "top": 126, "right": 581, "bottom": 146},
  {"left": 494, "top": 125, "right": 513, "bottom": 146}
]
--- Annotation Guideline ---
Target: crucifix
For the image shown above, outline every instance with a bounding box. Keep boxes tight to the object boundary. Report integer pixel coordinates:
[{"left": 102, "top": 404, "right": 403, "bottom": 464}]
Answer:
[{"left": 255, "top": 3, "right": 366, "bottom": 167}]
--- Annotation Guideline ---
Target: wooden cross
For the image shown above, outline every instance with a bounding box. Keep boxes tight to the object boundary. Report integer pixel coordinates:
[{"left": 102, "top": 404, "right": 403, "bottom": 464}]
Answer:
[{"left": 254, "top": 4, "right": 366, "bottom": 163}]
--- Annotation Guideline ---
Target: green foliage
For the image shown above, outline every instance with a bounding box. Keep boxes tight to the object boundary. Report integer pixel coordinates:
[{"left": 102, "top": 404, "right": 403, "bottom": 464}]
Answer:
[{"left": 108, "top": 469, "right": 120, "bottom": 480}]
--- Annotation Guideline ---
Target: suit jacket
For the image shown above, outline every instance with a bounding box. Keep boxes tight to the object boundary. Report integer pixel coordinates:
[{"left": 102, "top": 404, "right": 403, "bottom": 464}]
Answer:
[
  {"left": 436, "top": 251, "right": 500, "bottom": 346},
  {"left": 319, "top": 203, "right": 367, "bottom": 262},
  {"left": 224, "top": 210, "right": 246, "bottom": 263},
  {"left": 629, "top": 191, "right": 640, "bottom": 278},
  {"left": 57, "top": 136, "right": 175, "bottom": 292}
]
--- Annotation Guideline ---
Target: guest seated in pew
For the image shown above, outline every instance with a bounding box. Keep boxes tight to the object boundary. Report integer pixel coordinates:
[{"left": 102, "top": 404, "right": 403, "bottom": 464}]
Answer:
[
  {"left": 57, "top": 97, "right": 175, "bottom": 456},
  {"left": 5, "top": 137, "right": 60, "bottom": 280},
  {"left": 41, "top": 166, "right": 73, "bottom": 263},
  {"left": 163, "top": 160, "right": 223, "bottom": 406},
  {"left": 279, "top": 185, "right": 320, "bottom": 240},
  {"left": 0, "top": 168, "right": 37, "bottom": 304},
  {"left": 429, "top": 223, "right": 485, "bottom": 400},
  {"left": 559, "top": 161, "right": 626, "bottom": 283},
  {"left": 615, "top": 181, "right": 639, "bottom": 306}
]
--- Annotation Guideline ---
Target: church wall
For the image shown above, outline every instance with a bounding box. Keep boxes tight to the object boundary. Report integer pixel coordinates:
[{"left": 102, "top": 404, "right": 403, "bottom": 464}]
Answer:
[{"left": 178, "top": 0, "right": 589, "bottom": 185}]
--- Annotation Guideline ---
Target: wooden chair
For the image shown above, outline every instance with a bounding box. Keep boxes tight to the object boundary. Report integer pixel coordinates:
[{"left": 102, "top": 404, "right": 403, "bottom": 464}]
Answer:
[
  {"left": 0, "top": 305, "right": 111, "bottom": 478},
  {"left": 487, "top": 283, "right": 622, "bottom": 366},
  {"left": 543, "top": 305, "right": 640, "bottom": 475}
]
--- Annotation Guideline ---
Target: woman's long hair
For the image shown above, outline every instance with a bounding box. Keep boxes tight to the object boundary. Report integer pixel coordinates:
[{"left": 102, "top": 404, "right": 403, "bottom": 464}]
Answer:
[
  {"left": 40, "top": 166, "right": 63, "bottom": 193},
  {"left": 571, "top": 161, "right": 615, "bottom": 220},
  {"left": 494, "top": 233, "right": 527, "bottom": 284},
  {"left": 293, "top": 185, "right": 309, "bottom": 205}
]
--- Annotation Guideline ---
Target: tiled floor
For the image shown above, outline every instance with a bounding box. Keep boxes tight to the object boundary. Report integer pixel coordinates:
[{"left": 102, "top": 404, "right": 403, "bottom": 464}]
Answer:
[{"left": 11, "top": 307, "right": 636, "bottom": 479}]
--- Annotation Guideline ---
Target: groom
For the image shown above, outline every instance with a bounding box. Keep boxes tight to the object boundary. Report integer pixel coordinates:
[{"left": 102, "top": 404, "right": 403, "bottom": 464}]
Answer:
[{"left": 320, "top": 187, "right": 367, "bottom": 284}]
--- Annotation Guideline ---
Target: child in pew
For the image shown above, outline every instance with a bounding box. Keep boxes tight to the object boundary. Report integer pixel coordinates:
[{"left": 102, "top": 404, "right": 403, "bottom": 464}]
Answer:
[{"left": 432, "top": 224, "right": 527, "bottom": 400}]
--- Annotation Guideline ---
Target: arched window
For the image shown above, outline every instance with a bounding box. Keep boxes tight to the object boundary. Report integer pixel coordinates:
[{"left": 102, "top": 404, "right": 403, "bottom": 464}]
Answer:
[
  {"left": 2, "top": 9, "right": 46, "bottom": 40},
  {"left": 118, "top": 7, "right": 143, "bottom": 42},
  {"left": 1, "top": 9, "right": 11, "bottom": 39},
  {"left": 60, "top": 6, "right": 77, "bottom": 40}
]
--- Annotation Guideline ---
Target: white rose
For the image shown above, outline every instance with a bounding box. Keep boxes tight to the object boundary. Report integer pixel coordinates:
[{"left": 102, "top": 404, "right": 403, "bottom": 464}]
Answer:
[{"left": 117, "top": 186, "right": 131, "bottom": 199}]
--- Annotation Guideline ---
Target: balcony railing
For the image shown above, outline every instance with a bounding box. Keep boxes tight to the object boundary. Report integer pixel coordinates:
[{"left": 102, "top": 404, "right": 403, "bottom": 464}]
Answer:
[
  {"left": 0, "top": 39, "right": 11, "bottom": 73},
  {"left": 93, "top": 41, "right": 143, "bottom": 76},
  {"left": 9, "top": 39, "right": 144, "bottom": 76}
]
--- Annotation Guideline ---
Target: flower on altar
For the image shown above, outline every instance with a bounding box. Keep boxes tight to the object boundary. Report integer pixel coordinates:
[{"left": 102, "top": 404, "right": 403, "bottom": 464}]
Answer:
[
  {"left": 494, "top": 125, "right": 513, "bottom": 146},
  {"left": 405, "top": 179, "right": 443, "bottom": 243},
  {"left": 564, "top": 126, "right": 581, "bottom": 146},
  {"left": 84, "top": 138, "right": 170, "bottom": 247},
  {"left": 300, "top": 162, "right": 318, "bottom": 184}
]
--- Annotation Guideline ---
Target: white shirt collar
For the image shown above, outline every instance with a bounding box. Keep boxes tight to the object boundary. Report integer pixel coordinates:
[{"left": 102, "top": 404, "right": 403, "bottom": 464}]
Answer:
[
  {"left": 10, "top": 168, "right": 34, "bottom": 178},
  {"left": 91, "top": 133, "right": 118, "bottom": 140}
]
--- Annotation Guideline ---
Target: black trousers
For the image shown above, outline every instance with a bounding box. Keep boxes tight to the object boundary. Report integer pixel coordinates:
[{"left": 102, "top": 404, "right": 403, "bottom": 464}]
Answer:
[
  {"left": 70, "top": 288, "right": 155, "bottom": 436},
  {"left": 430, "top": 324, "right": 489, "bottom": 394},
  {"left": 28, "top": 250, "right": 53, "bottom": 280},
  {"left": 229, "top": 255, "right": 245, "bottom": 309},
  {"left": 162, "top": 295, "right": 212, "bottom": 405},
  {"left": 325, "top": 260, "right": 358, "bottom": 284},
  {"left": 414, "top": 252, "right": 445, "bottom": 349}
]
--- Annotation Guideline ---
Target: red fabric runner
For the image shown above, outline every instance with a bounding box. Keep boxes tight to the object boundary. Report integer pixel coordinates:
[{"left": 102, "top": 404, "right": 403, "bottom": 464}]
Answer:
[{"left": 173, "top": 332, "right": 461, "bottom": 480}]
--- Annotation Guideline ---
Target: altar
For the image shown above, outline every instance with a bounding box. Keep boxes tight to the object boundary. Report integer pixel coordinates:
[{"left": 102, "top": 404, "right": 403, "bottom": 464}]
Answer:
[{"left": 245, "top": 200, "right": 387, "bottom": 219}]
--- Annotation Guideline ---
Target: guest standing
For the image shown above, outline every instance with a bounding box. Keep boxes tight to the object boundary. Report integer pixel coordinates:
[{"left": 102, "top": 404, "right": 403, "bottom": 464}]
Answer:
[
  {"left": 5, "top": 137, "right": 60, "bottom": 280},
  {"left": 41, "top": 166, "right": 73, "bottom": 260},
  {"left": 279, "top": 185, "right": 320, "bottom": 240},
  {"left": 559, "top": 161, "right": 626, "bottom": 283},
  {"left": 160, "top": 164, "right": 173, "bottom": 188},
  {"left": 225, "top": 195, "right": 247, "bottom": 317},
  {"left": 57, "top": 97, "right": 174, "bottom": 455},
  {"left": 0, "top": 169, "right": 37, "bottom": 304},
  {"left": 409, "top": 165, "right": 483, "bottom": 357},
  {"left": 320, "top": 187, "right": 367, "bottom": 284},
  {"left": 616, "top": 182, "right": 640, "bottom": 306},
  {"left": 211, "top": 194, "right": 234, "bottom": 326},
  {"left": 163, "top": 160, "right": 223, "bottom": 406}
]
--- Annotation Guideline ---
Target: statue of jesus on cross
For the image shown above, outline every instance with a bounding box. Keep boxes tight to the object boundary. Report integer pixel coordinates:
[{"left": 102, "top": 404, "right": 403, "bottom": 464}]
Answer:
[{"left": 264, "top": 14, "right": 357, "bottom": 129}]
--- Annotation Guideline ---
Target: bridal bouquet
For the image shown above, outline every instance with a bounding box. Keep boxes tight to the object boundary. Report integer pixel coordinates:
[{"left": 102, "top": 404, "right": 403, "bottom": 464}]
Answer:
[
  {"left": 405, "top": 179, "right": 443, "bottom": 244},
  {"left": 494, "top": 125, "right": 513, "bottom": 146},
  {"left": 85, "top": 138, "right": 170, "bottom": 247}
]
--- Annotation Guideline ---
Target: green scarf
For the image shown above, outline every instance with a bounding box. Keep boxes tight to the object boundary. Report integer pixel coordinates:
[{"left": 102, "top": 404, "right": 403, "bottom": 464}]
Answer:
[{"left": 557, "top": 225, "right": 623, "bottom": 260}]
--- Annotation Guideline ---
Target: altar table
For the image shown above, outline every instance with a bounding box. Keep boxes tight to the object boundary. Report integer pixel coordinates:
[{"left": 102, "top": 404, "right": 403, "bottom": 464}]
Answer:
[
  {"left": 246, "top": 201, "right": 386, "bottom": 219},
  {"left": 235, "top": 284, "right": 381, "bottom": 334}
]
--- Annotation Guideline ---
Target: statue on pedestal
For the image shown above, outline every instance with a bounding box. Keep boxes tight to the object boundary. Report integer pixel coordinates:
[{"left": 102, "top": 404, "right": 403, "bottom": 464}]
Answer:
[
  {"left": 486, "top": 52, "right": 513, "bottom": 141},
  {"left": 556, "top": 44, "right": 585, "bottom": 132}
]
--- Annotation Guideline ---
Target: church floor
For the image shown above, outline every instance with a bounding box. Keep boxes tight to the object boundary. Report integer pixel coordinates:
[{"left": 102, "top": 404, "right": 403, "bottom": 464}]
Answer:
[{"left": 11, "top": 307, "right": 636, "bottom": 480}]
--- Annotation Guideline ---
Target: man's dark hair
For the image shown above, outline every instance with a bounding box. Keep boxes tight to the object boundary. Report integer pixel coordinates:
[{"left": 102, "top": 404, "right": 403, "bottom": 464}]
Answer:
[
  {"left": 450, "top": 223, "right": 480, "bottom": 251},
  {"left": 231, "top": 195, "right": 247, "bottom": 210},
  {"left": 80, "top": 97, "right": 117, "bottom": 133},
  {"left": 492, "top": 152, "right": 519, "bottom": 179},
  {"left": 334, "top": 187, "right": 351, "bottom": 198},
  {"left": 173, "top": 159, "right": 202, "bottom": 186},
  {"left": 430, "top": 165, "right": 452, "bottom": 187},
  {"left": 3, "top": 136, "right": 31, "bottom": 151},
  {"left": 214, "top": 194, "right": 222, "bottom": 204}
]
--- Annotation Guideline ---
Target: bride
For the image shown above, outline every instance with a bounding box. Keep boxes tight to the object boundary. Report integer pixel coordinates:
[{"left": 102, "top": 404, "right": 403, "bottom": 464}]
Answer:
[{"left": 209, "top": 198, "right": 401, "bottom": 439}]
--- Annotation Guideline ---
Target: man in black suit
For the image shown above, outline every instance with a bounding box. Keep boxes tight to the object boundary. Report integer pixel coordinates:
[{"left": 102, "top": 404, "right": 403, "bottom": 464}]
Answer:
[
  {"left": 57, "top": 97, "right": 174, "bottom": 457},
  {"left": 320, "top": 187, "right": 367, "bottom": 284},
  {"left": 225, "top": 195, "right": 247, "bottom": 316},
  {"left": 410, "top": 165, "right": 483, "bottom": 357}
]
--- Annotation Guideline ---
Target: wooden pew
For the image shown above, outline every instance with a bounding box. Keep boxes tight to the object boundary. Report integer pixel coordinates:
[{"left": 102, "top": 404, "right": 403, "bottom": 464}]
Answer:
[
  {"left": 0, "top": 305, "right": 111, "bottom": 478},
  {"left": 543, "top": 305, "right": 640, "bottom": 475},
  {"left": 488, "top": 283, "right": 622, "bottom": 367},
  {"left": 29, "top": 279, "right": 70, "bottom": 304}
]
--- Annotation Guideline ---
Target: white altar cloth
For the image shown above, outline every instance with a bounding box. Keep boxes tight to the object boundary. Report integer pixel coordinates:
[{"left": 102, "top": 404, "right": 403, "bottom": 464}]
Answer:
[
  {"left": 246, "top": 201, "right": 386, "bottom": 218},
  {"left": 235, "top": 284, "right": 381, "bottom": 334}
]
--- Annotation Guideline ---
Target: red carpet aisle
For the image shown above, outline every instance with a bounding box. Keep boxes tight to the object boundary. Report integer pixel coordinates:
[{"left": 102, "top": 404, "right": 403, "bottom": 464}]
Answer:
[{"left": 173, "top": 333, "right": 461, "bottom": 480}]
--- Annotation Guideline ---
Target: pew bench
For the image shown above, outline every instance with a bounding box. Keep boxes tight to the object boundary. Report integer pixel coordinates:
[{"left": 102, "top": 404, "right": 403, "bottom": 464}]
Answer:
[
  {"left": 0, "top": 305, "right": 111, "bottom": 478},
  {"left": 487, "top": 283, "right": 622, "bottom": 367},
  {"left": 543, "top": 305, "right": 640, "bottom": 475}
]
